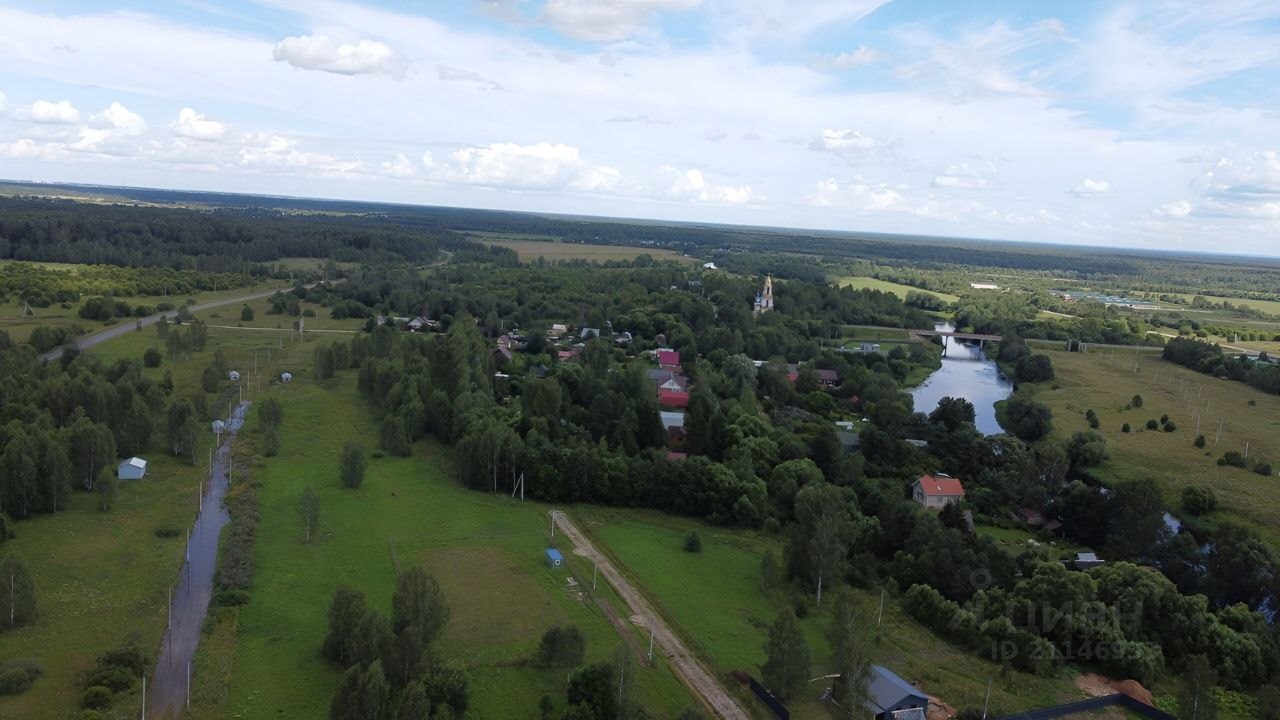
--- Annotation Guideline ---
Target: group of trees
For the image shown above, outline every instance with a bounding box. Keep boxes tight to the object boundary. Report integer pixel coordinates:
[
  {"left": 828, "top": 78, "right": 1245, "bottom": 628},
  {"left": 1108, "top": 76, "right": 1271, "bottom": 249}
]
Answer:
[
  {"left": 324, "top": 568, "right": 466, "bottom": 719},
  {"left": 1164, "top": 337, "right": 1280, "bottom": 396}
]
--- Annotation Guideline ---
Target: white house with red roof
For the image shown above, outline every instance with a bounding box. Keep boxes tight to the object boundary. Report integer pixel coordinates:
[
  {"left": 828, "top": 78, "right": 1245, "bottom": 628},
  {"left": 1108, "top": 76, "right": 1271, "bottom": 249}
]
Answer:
[{"left": 912, "top": 473, "right": 965, "bottom": 509}]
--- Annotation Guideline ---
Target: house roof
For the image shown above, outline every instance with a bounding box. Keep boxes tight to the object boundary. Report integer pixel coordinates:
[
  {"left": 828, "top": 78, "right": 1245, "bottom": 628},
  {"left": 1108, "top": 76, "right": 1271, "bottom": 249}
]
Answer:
[
  {"left": 914, "top": 474, "right": 965, "bottom": 497},
  {"left": 865, "top": 665, "right": 929, "bottom": 714},
  {"left": 1018, "top": 508, "right": 1045, "bottom": 526},
  {"left": 657, "top": 350, "right": 681, "bottom": 366},
  {"left": 545, "top": 548, "right": 564, "bottom": 562},
  {"left": 660, "top": 411, "right": 685, "bottom": 429},
  {"left": 666, "top": 451, "right": 687, "bottom": 460},
  {"left": 119, "top": 457, "right": 147, "bottom": 470},
  {"left": 659, "top": 390, "right": 690, "bottom": 408}
]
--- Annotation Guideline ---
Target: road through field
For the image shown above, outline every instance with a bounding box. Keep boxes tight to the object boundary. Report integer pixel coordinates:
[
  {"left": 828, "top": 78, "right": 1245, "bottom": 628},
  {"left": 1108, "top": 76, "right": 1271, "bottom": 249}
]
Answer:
[{"left": 549, "top": 510, "right": 750, "bottom": 720}]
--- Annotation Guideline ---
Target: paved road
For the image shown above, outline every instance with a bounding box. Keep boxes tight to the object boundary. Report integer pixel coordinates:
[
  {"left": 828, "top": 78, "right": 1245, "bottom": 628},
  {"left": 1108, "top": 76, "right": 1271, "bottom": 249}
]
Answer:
[
  {"left": 149, "top": 401, "right": 249, "bottom": 719},
  {"left": 549, "top": 510, "right": 750, "bottom": 720},
  {"left": 39, "top": 286, "right": 287, "bottom": 363}
]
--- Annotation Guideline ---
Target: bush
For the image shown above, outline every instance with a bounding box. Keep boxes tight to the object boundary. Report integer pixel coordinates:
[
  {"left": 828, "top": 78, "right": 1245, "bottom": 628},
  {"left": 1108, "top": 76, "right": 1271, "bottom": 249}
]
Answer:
[
  {"left": 1146, "top": 419, "right": 1159, "bottom": 430},
  {"left": 212, "top": 589, "right": 250, "bottom": 607},
  {"left": 340, "top": 441, "right": 366, "bottom": 489},
  {"left": 154, "top": 526, "right": 181, "bottom": 538},
  {"left": 1121, "top": 423, "right": 1131, "bottom": 433},
  {"left": 683, "top": 531, "right": 702, "bottom": 553},
  {"left": 0, "top": 667, "right": 32, "bottom": 696},
  {"left": 1085, "top": 409, "right": 1099, "bottom": 429},
  {"left": 1163, "top": 421, "right": 1177, "bottom": 432},
  {"left": 1221, "top": 451, "right": 1248, "bottom": 468},
  {"left": 1003, "top": 398, "right": 1053, "bottom": 441},
  {"left": 1132, "top": 394, "right": 1144, "bottom": 407},
  {"left": 81, "top": 686, "right": 112, "bottom": 709},
  {"left": 1195, "top": 435, "right": 1206, "bottom": 448},
  {"left": 240, "top": 305, "right": 254, "bottom": 322},
  {"left": 1066, "top": 430, "right": 1108, "bottom": 468},
  {"left": 1182, "top": 486, "right": 1218, "bottom": 516},
  {"left": 143, "top": 347, "right": 162, "bottom": 367},
  {"left": 1160, "top": 414, "right": 1169, "bottom": 424},
  {"left": 535, "top": 625, "right": 587, "bottom": 668},
  {"left": 1014, "top": 354, "right": 1055, "bottom": 383},
  {"left": 1255, "top": 463, "right": 1274, "bottom": 477}
]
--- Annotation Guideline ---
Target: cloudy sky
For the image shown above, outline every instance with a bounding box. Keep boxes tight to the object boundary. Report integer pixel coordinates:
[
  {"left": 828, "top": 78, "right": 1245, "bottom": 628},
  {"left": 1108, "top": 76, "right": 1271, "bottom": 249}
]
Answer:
[{"left": 2, "top": 1, "right": 1279, "bottom": 255}]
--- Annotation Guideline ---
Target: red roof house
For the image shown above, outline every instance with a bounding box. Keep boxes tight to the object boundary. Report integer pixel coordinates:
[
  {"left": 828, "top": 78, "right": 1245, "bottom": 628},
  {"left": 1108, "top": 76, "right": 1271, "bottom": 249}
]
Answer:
[
  {"left": 911, "top": 474, "right": 965, "bottom": 509},
  {"left": 657, "top": 350, "right": 681, "bottom": 369},
  {"left": 658, "top": 389, "right": 690, "bottom": 408}
]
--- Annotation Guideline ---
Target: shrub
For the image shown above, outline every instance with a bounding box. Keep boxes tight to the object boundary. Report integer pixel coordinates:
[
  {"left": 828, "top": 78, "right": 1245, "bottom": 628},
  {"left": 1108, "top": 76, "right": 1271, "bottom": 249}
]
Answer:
[
  {"left": 683, "top": 531, "right": 702, "bottom": 553},
  {"left": 1146, "top": 419, "right": 1159, "bottom": 430},
  {"left": 1256, "top": 463, "right": 1274, "bottom": 477},
  {"left": 1160, "top": 414, "right": 1169, "bottom": 424},
  {"left": 1132, "top": 394, "right": 1144, "bottom": 407},
  {"left": 212, "top": 589, "right": 250, "bottom": 607},
  {"left": 81, "top": 686, "right": 112, "bottom": 709},
  {"left": 240, "top": 305, "right": 254, "bottom": 322},
  {"left": 1085, "top": 409, "right": 1099, "bottom": 429},
  {"left": 1221, "top": 451, "right": 1248, "bottom": 468},
  {"left": 535, "top": 625, "right": 587, "bottom": 668},
  {"left": 1014, "top": 354, "right": 1055, "bottom": 383},
  {"left": 1195, "top": 435, "right": 1206, "bottom": 448},
  {"left": 1163, "top": 421, "right": 1177, "bottom": 432},
  {"left": 154, "top": 526, "right": 181, "bottom": 538},
  {"left": 1182, "top": 486, "right": 1218, "bottom": 516},
  {"left": 1003, "top": 398, "right": 1053, "bottom": 441},
  {"left": 0, "top": 667, "right": 32, "bottom": 696},
  {"left": 1249, "top": 400, "right": 1257, "bottom": 406},
  {"left": 1121, "top": 423, "right": 1131, "bottom": 433},
  {"left": 143, "top": 347, "right": 162, "bottom": 368}
]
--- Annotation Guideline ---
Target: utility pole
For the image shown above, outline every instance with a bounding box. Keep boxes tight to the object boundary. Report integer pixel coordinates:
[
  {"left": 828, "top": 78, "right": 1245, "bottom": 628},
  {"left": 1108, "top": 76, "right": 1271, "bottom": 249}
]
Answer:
[
  {"left": 592, "top": 557, "right": 598, "bottom": 592},
  {"left": 981, "top": 676, "right": 992, "bottom": 720},
  {"left": 876, "top": 588, "right": 885, "bottom": 630},
  {"left": 648, "top": 618, "right": 654, "bottom": 662},
  {"left": 141, "top": 675, "right": 146, "bottom": 720}
]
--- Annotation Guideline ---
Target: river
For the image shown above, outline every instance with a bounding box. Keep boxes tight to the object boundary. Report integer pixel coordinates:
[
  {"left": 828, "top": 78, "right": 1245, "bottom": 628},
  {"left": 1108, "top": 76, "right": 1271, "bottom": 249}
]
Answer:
[
  {"left": 148, "top": 401, "right": 250, "bottom": 718},
  {"left": 910, "top": 323, "right": 1013, "bottom": 435}
]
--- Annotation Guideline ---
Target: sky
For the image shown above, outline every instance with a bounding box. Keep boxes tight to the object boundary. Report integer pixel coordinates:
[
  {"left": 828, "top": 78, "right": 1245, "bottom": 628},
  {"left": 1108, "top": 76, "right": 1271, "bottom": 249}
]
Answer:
[{"left": 1, "top": 1, "right": 1279, "bottom": 255}]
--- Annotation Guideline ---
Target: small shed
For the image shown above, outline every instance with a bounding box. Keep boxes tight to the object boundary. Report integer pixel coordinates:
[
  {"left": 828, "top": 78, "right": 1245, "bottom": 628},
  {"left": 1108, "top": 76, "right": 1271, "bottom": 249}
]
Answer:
[
  {"left": 118, "top": 457, "right": 147, "bottom": 481},
  {"left": 228, "top": 370, "right": 241, "bottom": 382},
  {"left": 281, "top": 372, "right": 293, "bottom": 383},
  {"left": 545, "top": 548, "right": 564, "bottom": 568}
]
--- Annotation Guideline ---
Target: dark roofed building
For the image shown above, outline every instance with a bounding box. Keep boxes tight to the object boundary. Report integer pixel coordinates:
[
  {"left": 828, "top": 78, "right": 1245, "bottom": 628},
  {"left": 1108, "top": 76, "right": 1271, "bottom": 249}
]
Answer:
[{"left": 864, "top": 665, "right": 929, "bottom": 720}]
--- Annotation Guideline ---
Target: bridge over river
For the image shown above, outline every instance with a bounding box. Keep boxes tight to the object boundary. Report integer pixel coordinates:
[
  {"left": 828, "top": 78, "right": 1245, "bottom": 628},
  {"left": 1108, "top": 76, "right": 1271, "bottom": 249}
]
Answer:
[{"left": 907, "top": 328, "right": 1004, "bottom": 342}]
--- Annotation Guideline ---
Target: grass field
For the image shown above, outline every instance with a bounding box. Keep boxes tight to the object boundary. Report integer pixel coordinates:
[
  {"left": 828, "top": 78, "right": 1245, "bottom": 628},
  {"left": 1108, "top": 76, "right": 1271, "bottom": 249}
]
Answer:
[
  {"left": 1014, "top": 348, "right": 1280, "bottom": 545},
  {"left": 0, "top": 280, "right": 288, "bottom": 344},
  {"left": 214, "top": 379, "right": 696, "bottom": 720},
  {"left": 475, "top": 237, "right": 691, "bottom": 264},
  {"left": 0, "top": 433, "right": 212, "bottom": 718},
  {"left": 574, "top": 507, "right": 1095, "bottom": 719},
  {"left": 837, "top": 277, "right": 960, "bottom": 304},
  {"left": 840, "top": 325, "right": 911, "bottom": 341}
]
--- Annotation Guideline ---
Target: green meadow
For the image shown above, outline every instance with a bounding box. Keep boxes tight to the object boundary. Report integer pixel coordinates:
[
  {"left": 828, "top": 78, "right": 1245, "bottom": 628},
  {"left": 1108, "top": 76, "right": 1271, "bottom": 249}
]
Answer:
[{"left": 837, "top": 277, "right": 960, "bottom": 304}]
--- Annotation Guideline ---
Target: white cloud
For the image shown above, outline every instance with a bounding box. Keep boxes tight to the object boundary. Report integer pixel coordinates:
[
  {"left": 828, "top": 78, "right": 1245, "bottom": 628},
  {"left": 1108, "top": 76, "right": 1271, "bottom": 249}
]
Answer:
[
  {"left": 436, "top": 65, "right": 503, "bottom": 91},
  {"left": 540, "top": 0, "right": 703, "bottom": 41},
  {"left": 173, "top": 108, "right": 228, "bottom": 141},
  {"left": 932, "top": 159, "right": 997, "bottom": 188},
  {"left": 238, "top": 134, "right": 361, "bottom": 175},
  {"left": 825, "top": 46, "right": 880, "bottom": 69},
  {"left": 0, "top": 91, "right": 7, "bottom": 111},
  {"left": 432, "top": 141, "right": 619, "bottom": 192},
  {"left": 1070, "top": 178, "right": 1111, "bottom": 196},
  {"left": 29, "top": 99, "right": 80, "bottom": 124},
  {"left": 381, "top": 153, "right": 415, "bottom": 178},
  {"left": 1155, "top": 200, "right": 1192, "bottom": 218},
  {"left": 665, "top": 167, "right": 753, "bottom": 204},
  {"left": 93, "top": 102, "right": 147, "bottom": 134},
  {"left": 273, "top": 35, "right": 404, "bottom": 77}
]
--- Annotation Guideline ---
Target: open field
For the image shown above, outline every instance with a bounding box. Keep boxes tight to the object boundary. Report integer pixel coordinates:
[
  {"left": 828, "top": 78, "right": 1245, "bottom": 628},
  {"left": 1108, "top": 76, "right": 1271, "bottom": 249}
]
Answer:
[
  {"left": 574, "top": 507, "right": 1096, "bottom": 719},
  {"left": 216, "top": 379, "right": 696, "bottom": 720},
  {"left": 475, "top": 236, "right": 691, "bottom": 264},
  {"left": 0, "top": 280, "right": 288, "bottom": 344},
  {"left": 1014, "top": 348, "right": 1280, "bottom": 545},
  {"left": 840, "top": 325, "right": 911, "bottom": 341},
  {"left": 0, "top": 431, "right": 212, "bottom": 718},
  {"left": 837, "top": 277, "right": 960, "bottom": 304},
  {"left": 204, "top": 293, "right": 366, "bottom": 334},
  {"left": 1164, "top": 293, "right": 1280, "bottom": 317}
]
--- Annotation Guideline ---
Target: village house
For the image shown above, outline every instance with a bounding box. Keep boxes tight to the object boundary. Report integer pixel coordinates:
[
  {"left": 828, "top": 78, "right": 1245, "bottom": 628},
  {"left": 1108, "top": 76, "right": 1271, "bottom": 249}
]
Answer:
[
  {"left": 864, "top": 665, "right": 929, "bottom": 720},
  {"left": 657, "top": 349, "right": 681, "bottom": 370},
  {"left": 911, "top": 474, "right": 965, "bottom": 509}
]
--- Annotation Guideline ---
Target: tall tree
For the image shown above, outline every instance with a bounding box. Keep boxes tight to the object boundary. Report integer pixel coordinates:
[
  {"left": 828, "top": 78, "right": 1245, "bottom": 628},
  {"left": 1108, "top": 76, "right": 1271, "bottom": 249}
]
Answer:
[
  {"left": 340, "top": 441, "right": 366, "bottom": 489},
  {"left": 391, "top": 567, "right": 450, "bottom": 649},
  {"left": 828, "top": 589, "right": 874, "bottom": 717},
  {"left": 323, "top": 586, "right": 369, "bottom": 666},
  {"left": 761, "top": 609, "right": 810, "bottom": 701},
  {"left": 0, "top": 553, "right": 37, "bottom": 631},
  {"left": 1176, "top": 654, "right": 1218, "bottom": 720},
  {"left": 298, "top": 486, "right": 320, "bottom": 544},
  {"left": 329, "top": 660, "right": 391, "bottom": 720}
]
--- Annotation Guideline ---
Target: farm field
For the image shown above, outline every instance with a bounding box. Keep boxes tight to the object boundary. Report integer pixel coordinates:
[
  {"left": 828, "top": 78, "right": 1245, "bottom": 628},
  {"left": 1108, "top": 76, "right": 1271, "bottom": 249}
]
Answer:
[
  {"left": 837, "top": 277, "right": 960, "bottom": 304},
  {"left": 206, "top": 292, "right": 366, "bottom": 334},
  {"left": 1013, "top": 348, "right": 1280, "bottom": 545},
  {"left": 839, "top": 325, "right": 911, "bottom": 341},
  {"left": 574, "top": 507, "right": 1095, "bottom": 720},
  {"left": 474, "top": 236, "right": 691, "bottom": 264},
  {"left": 215, "top": 379, "right": 696, "bottom": 720}
]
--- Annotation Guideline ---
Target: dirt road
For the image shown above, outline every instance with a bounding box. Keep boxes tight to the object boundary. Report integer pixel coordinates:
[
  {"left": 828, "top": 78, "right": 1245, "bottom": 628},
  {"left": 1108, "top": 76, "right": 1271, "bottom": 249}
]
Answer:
[{"left": 549, "top": 510, "right": 750, "bottom": 720}]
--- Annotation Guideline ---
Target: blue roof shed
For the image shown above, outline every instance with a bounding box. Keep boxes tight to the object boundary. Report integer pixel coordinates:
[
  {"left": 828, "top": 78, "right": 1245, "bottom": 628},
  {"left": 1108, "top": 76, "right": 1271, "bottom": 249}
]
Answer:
[
  {"left": 545, "top": 548, "right": 564, "bottom": 568},
  {"left": 864, "top": 665, "right": 928, "bottom": 720}
]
